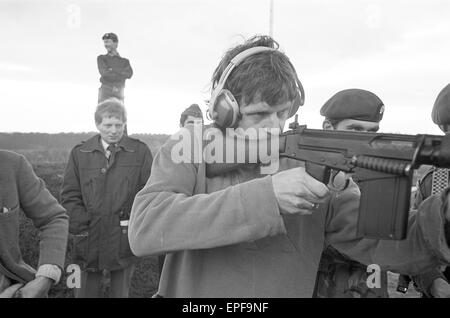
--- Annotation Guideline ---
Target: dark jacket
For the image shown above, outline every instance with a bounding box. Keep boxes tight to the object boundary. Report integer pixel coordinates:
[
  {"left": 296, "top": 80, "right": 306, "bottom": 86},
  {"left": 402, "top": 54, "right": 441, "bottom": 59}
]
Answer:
[
  {"left": 97, "top": 54, "right": 133, "bottom": 88},
  {"left": 0, "top": 150, "right": 68, "bottom": 283},
  {"left": 61, "top": 135, "right": 152, "bottom": 271}
]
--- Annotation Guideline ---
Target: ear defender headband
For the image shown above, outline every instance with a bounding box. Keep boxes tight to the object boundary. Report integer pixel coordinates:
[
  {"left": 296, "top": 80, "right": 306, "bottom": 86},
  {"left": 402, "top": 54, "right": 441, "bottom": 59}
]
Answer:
[{"left": 208, "top": 46, "right": 305, "bottom": 128}]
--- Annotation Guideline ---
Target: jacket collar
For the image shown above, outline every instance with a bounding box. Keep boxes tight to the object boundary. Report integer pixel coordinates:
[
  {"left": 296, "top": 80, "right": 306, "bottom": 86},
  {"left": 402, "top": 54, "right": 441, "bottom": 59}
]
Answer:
[
  {"left": 79, "top": 135, "right": 136, "bottom": 153},
  {"left": 107, "top": 51, "right": 120, "bottom": 57}
]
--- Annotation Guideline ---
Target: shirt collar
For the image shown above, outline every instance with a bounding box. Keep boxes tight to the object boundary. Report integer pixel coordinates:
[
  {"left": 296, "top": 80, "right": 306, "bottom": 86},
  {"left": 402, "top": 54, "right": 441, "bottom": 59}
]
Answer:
[
  {"left": 107, "top": 51, "right": 120, "bottom": 57},
  {"left": 79, "top": 134, "right": 137, "bottom": 153},
  {"left": 101, "top": 138, "right": 110, "bottom": 153}
]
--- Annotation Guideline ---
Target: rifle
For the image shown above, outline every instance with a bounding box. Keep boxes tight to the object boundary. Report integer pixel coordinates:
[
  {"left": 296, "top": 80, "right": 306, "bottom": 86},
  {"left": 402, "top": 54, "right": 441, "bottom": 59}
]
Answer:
[{"left": 206, "top": 115, "right": 450, "bottom": 240}]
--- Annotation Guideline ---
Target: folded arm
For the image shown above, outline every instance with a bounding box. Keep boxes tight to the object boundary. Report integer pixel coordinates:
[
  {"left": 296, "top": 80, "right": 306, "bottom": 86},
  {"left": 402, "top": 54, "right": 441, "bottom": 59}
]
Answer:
[
  {"left": 114, "top": 58, "right": 133, "bottom": 79},
  {"left": 97, "top": 55, "right": 121, "bottom": 82}
]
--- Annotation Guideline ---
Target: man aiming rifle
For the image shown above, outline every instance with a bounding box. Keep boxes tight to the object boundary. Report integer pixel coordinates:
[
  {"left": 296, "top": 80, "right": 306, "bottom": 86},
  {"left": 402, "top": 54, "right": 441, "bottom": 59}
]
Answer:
[{"left": 129, "top": 35, "right": 450, "bottom": 297}]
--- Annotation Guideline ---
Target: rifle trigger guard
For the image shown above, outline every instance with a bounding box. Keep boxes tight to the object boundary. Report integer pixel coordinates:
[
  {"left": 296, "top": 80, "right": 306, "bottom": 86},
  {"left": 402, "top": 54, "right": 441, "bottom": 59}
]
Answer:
[{"left": 328, "top": 170, "right": 350, "bottom": 192}]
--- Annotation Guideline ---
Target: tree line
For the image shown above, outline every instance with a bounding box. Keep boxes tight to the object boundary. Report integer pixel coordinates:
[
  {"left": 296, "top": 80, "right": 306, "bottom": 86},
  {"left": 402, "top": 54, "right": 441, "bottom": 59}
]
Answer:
[{"left": 0, "top": 132, "right": 170, "bottom": 164}]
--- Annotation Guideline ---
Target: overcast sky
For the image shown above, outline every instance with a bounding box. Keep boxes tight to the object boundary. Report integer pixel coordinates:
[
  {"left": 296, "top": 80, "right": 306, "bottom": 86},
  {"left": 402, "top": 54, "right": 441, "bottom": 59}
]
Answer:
[{"left": 1, "top": 0, "right": 450, "bottom": 135}]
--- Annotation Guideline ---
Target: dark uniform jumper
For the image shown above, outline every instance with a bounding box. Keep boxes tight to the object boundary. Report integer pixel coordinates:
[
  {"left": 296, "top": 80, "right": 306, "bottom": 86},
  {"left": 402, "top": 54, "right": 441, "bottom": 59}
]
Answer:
[{"left": 97, "top": 54, "right": 133, "bottom": 103}]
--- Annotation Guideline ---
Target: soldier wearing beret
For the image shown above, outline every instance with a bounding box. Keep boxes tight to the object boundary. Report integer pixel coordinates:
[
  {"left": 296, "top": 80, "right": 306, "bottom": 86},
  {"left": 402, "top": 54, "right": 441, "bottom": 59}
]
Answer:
[
  {"left": 320, "top": 88, "right": 384, "bottom": 132},
  {"left": 97, "top": 33, "right": 133, "bottom": 103},
  {"left": 402, "top": 84, "right": 450, "bottom": 298},
  {"left": 179, "top": 104, "right": 204, "bottom": 127},
  {"left": 314, "top": 88, "right": 389, "bottom": 298}
]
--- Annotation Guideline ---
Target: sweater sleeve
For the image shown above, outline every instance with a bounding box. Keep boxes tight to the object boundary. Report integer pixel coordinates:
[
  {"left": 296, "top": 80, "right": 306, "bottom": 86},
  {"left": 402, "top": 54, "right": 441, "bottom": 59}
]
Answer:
[
  {"left": 128, "top": 137, "right": 285, "bottom": 256},
  {"left": 97, "top": 55, "right": 120, "bottom": 81},
  {"left": 114, "top": 58, "right": 133, "bottom": 79}
]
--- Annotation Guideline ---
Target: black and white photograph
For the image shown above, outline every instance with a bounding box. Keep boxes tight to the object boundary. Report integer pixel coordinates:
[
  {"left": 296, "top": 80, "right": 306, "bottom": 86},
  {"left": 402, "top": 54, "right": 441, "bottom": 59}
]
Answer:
[{"left": 1, "top": 0, "right": 450, "bottom": 303}]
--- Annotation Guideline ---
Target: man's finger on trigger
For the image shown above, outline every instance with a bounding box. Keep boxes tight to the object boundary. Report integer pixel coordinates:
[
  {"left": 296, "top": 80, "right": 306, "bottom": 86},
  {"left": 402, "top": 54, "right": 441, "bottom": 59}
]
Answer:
[
  {"left": 298, "top": 172, "right": 330, "bottom": 198},
  {"left": 296, "top": 189, "right": 327, "bottom": 204},
  {"left": 295, "top": 200, "right": 314, "bottom": 210},
  {"left": 295, "top": 197, "right": 321, "bottom": 210},
  {"left": 307, "top": 181, "right": 330, "bottom": 199}
]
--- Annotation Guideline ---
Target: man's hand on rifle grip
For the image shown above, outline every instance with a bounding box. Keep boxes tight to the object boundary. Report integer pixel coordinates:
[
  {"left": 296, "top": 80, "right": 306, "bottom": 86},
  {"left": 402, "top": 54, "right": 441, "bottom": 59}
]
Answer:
[{"left": 271, "top": 167, "right": 330, "bottom": 215}]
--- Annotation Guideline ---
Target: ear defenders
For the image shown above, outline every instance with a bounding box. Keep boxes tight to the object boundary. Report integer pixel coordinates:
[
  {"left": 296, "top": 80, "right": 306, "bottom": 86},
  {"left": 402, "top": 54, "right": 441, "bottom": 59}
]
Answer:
[{"left": 208, "top": 46, "right": 305, "bottom": 128}]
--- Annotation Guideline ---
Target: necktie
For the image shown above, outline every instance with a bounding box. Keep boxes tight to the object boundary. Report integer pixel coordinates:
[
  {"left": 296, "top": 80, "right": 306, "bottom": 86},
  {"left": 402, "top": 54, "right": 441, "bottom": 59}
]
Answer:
[
  {"left": 107, "top": 144, "right": 117, "bottom": 164},
  {"left": 431, "top": 168, "right": 449, "bottom": 195}
]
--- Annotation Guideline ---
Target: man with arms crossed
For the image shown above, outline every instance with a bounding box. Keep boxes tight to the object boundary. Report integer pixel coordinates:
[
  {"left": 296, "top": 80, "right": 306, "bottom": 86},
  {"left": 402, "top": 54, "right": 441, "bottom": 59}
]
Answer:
[{"left": 97, "top": 33, "right": 133, "bottom": 103}]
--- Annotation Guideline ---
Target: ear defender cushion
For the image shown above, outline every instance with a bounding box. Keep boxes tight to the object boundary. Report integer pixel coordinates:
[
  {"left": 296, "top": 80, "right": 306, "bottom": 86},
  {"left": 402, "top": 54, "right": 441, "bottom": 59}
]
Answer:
[
  {"left": 288, "top": 102, "right": 300, "bottom": 118},
  {"left": 287, "top": 85, "right": 304, "bottom": 118},
  {"left": 212, "top": 90, "right": 240, "bottom": 128}
]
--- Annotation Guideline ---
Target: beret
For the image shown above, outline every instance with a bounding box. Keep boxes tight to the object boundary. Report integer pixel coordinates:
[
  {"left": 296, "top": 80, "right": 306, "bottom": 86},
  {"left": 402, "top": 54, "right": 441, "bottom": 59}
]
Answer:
[
  {"left": 320, "top": 89, "right": 385, "bottom": 123},
  {"left": 102, "top": 33, "right": 118, "bottom": 42},
  {"left": 432, "top": 84, "right": 450, "bottom": 125}
]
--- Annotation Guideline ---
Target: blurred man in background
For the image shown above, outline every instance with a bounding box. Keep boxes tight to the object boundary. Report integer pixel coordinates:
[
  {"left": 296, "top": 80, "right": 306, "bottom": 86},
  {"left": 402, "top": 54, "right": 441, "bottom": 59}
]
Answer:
[{"left": 179, "top": 104, "right": 204, "bottom": 127}]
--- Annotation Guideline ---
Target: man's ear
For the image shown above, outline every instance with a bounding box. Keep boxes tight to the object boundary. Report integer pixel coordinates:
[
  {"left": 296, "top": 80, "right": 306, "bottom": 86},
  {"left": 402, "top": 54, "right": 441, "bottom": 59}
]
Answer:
[{"left": 322, "top": 120, "right": 335, "bottom": 131}]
